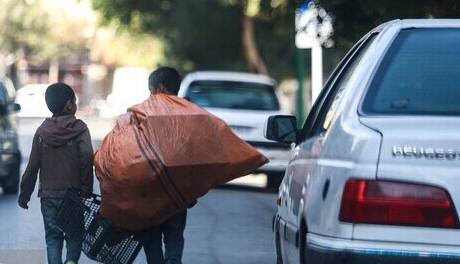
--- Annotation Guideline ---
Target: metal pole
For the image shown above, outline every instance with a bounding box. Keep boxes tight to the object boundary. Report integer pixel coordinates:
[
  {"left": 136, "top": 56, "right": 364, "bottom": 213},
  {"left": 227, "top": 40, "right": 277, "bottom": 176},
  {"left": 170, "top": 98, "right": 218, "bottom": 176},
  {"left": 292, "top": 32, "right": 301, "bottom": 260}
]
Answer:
[
  {"left": 311, "top": 40, "right": 322, "bottom": 104},
  {"left": 295, "top": 48, "right": 307, "bottom": 125}
]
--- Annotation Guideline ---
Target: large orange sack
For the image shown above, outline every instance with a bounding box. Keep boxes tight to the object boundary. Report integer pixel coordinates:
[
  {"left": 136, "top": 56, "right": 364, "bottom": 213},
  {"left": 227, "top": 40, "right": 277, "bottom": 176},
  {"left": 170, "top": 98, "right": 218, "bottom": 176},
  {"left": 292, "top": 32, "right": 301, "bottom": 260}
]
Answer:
[{"left": 94, "top": 94, "right": 268, "bottom": 231}]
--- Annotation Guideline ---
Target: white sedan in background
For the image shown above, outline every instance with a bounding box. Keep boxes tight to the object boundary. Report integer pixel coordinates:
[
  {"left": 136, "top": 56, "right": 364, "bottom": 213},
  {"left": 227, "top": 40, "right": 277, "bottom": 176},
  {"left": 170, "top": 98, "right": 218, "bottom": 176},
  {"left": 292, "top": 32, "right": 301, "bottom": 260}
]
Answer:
[
  {"left": 16, "top": 84, "right": 52, "bottom": 118},
  {"left": 179, "top": 71, "right": 292, "bottom": 188}
]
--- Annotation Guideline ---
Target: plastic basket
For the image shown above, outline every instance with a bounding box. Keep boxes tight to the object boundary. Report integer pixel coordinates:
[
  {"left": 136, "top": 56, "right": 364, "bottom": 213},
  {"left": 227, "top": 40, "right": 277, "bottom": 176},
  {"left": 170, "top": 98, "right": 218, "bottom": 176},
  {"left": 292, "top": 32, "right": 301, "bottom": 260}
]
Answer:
[{"left": 56, "top": 189, "right": 142, "bottom": 264}]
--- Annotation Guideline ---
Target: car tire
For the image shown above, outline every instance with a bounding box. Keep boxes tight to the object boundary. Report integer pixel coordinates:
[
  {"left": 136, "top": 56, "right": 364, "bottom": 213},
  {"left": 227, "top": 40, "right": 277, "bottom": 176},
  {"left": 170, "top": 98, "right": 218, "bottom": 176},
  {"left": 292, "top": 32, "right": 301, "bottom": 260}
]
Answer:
[
  {"left": 3, "top": 156, "right": 20, "bottom": 194},
  {"left": 267, "top": 172, "right": 284, "bottom": 191},
  {"left": 274, "top": 217, "right": 283, "bottom": 264},
  {"left": 299, "top": 221, "right": 307, "bottom": 264}
]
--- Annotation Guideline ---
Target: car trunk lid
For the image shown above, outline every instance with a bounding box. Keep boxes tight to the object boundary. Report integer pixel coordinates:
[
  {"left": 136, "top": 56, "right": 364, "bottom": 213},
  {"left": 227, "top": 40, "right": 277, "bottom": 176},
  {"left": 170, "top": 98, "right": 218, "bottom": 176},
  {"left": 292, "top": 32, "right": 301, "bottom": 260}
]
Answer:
[{"left": 357, "top": 116, "right": 460, "bottom": 245}]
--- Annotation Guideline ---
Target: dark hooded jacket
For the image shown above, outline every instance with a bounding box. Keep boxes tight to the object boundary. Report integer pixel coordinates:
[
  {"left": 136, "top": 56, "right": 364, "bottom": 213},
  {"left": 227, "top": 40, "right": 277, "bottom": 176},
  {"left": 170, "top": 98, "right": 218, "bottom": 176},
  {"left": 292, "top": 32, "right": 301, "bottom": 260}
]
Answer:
[{"left": 19, "top": 115, "right": 94, "bottom": 202}]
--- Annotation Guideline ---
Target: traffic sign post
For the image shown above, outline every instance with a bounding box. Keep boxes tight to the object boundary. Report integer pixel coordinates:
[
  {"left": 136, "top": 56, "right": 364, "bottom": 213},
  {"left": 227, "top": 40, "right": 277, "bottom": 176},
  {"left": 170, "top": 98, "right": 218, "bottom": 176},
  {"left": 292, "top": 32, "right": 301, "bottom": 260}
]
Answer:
[
  {"left": 295, "top": 1, "right": 333, "bottom": 115},
  {"left": 311, "top": 39, "right": 323, "bottom": 103},
  {"left": 295, "top": 48, "right": 307, "bottom": 124}
]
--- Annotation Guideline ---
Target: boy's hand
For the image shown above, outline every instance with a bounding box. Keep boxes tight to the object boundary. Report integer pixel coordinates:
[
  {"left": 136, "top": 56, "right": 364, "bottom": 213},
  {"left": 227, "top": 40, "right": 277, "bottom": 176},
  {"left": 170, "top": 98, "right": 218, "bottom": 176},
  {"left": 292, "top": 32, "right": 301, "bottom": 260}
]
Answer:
[{"left": 18, "top": 198, "right": 29, "bottom": 209}]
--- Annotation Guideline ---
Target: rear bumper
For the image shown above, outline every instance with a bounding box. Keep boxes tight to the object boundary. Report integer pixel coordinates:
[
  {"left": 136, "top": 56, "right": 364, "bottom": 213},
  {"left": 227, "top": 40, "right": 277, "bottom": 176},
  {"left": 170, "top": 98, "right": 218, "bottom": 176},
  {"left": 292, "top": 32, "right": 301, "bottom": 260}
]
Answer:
[{"left": 306, "top": 233, "right": 460, "bottom": 264}]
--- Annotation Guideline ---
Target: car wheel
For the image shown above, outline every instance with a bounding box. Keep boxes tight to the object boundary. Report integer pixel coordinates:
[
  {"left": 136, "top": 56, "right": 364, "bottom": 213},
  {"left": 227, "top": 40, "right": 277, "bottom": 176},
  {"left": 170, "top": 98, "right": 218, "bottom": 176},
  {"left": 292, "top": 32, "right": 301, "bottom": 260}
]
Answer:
[
  {"left": 274, "top": 217, "right": 283, "bottom": 264},
  {"left": 267, "top": 172, "right": 284, "bottom": 191},
  {"left": 3, "top": 158, "right": 20, "bottom": 194},
  {"left": 299, "top": 221, "right": 307, "bottom": 264}
]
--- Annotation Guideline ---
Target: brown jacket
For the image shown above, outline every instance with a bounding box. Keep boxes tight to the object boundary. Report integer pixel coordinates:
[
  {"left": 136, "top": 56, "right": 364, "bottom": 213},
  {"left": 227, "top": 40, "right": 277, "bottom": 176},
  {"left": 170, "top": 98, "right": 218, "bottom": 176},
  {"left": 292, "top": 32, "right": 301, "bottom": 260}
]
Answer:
[{"left": 19, "top": 115, "right": 94, "bottom": 202}]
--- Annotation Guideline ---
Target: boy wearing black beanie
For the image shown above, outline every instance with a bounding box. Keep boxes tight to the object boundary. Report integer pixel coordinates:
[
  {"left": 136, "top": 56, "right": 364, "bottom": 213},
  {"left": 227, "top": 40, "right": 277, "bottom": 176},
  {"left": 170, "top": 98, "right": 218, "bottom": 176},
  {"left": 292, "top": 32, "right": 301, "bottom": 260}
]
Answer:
[{"left": 18, "top": 83, "right": 94, "bottom": 264}]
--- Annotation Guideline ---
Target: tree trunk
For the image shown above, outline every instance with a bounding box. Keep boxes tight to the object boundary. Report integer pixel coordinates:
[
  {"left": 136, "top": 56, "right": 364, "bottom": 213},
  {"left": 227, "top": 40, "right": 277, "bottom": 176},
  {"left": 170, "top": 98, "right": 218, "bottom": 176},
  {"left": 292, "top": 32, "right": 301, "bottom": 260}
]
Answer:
[{"left": 242, "top": 15, "right": 268, "bottom": 75}]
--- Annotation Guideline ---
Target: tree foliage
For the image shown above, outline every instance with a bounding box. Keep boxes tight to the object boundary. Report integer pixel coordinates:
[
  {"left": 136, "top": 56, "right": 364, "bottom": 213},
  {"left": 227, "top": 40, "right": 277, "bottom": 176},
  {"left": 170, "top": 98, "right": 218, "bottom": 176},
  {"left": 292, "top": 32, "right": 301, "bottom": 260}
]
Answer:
[
  {"left": 0, "top": 0, "right": 96, "bottom": 66},
  {"left": 0, "top": 0, "right": 50, "bottom": 59},
  {"left": 92, "top": 0, "right": 298, "bottom": 78},
  {"left": 91, "top": 28, "right": 162, "bottom": 68},
  {"left": 320, "top": 0, "right": 460, "bottom": 55},
  {"left": 0, "top": 0, "right": 163, "bottom": 69}
]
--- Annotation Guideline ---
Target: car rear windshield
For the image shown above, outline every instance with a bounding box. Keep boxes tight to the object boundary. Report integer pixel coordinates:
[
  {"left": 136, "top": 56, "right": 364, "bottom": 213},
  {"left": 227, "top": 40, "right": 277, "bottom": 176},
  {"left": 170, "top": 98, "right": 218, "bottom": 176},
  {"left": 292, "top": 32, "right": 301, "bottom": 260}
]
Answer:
[
  {"left": 362, "top": 29, "right": 460, "bottom": 115},
  {"left": 187, "top": 80, "right": 280, "bottom": 111}
]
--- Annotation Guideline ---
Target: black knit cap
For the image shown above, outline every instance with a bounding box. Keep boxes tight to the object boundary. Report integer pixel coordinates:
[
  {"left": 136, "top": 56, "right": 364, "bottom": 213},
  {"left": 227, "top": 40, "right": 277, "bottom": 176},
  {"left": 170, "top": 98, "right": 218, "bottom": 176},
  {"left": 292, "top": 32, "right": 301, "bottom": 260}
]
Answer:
[{"left": 45, "top": 83, "right": 75, "bottom": 114}]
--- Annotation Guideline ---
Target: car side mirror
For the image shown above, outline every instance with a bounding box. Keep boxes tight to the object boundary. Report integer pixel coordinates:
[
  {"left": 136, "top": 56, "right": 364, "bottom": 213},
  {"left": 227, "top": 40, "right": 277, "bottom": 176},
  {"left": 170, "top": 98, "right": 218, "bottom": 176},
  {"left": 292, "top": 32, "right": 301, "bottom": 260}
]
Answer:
[
  {"left": 8, "top": 103, "right": 21, "bottom": 112},
  {"left": 264, "top": 115, "right": 298, "bottom": 144}
]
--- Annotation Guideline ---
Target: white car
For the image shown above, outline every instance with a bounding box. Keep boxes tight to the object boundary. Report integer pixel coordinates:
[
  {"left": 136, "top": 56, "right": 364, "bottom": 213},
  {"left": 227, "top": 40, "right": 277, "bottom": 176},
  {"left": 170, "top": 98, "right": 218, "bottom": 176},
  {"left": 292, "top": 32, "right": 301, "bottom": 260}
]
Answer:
[
  {"left": 16, "top": 84, "right": 52, "bottom": 118},
  {"left": 266, "top": 19, "right": 460, "bottom": 264},
  {"left": 179, "top": 71, "right": 291, "bottom": 188}
]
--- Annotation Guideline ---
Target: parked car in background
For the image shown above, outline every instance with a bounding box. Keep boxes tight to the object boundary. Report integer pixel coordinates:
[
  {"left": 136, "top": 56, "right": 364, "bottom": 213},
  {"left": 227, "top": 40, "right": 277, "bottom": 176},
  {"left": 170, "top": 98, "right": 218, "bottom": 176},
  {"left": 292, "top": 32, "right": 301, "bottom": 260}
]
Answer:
[
  {"left": 16, "top": 84, "right": 51, "bottom": 118},
  {"left": 0, "top": 79, "right": 21, "bottom": 194},
  {"left": 180, "top": 71, "right": 291, "bottom": 188},
  {"left": 266, "top": 19, "right": 460, "bottom": 264}
]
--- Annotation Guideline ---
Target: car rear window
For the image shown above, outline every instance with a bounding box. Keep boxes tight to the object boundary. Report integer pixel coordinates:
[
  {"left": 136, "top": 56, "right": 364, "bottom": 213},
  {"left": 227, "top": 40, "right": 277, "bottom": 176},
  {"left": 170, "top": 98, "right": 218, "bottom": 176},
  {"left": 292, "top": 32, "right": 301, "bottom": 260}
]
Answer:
[
  {"left": 362, "top": 29, "right": 460, "bottom": 115},
  {"left": 187, "top": 80, "right": 280, "bottom": 111}
]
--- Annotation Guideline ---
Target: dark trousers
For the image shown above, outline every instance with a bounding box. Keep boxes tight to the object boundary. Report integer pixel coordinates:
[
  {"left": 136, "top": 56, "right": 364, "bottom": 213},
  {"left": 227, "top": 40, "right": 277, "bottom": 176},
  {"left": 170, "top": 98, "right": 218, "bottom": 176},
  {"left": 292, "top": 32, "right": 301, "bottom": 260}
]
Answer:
[
  {"left": 142, "top": 210, "right": 187, "bottom": 264},
  {"left": 41, "top": 198, "right": 82, "bottom": 264}
]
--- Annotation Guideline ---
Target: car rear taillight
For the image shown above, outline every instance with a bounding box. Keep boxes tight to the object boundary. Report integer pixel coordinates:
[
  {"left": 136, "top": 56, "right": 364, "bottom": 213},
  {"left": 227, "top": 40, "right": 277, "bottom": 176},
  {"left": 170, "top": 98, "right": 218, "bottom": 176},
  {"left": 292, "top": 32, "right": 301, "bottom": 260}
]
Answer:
[{"left": 339, "top": 179, "right": 458, "bottom": 228}]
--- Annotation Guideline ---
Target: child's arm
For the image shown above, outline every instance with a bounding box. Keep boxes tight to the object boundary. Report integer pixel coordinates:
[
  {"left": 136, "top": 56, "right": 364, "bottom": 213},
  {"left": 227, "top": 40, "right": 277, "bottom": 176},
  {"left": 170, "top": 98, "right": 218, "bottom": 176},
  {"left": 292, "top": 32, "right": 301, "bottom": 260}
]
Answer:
[
  {"left": 18, "top": 132, "right": 41, "bottom": 209},
  {"left": 77, "top": 128, "right": 94, "bottom": 195}
]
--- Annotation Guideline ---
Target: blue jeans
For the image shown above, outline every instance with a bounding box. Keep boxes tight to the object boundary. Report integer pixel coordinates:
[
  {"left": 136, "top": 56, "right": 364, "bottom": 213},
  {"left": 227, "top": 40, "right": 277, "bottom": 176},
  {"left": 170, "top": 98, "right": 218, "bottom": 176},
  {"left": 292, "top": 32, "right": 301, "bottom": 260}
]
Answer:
[
  {"left": 41, "top": 198, "right": 82, "bottom": 264},
  {"left": 142, "top": 210, "right": 187, "bottom": 264}
]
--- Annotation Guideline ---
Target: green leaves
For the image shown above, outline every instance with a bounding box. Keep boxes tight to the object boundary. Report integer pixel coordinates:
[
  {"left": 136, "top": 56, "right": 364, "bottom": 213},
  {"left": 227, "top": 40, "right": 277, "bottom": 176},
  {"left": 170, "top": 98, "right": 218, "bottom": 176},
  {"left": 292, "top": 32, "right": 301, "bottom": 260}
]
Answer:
[
  {"left": 91, "top": 0, "right": 297, "bottom": 78},
  {"left": 319, "top": 0, "right": 460, "bottom": 52}
]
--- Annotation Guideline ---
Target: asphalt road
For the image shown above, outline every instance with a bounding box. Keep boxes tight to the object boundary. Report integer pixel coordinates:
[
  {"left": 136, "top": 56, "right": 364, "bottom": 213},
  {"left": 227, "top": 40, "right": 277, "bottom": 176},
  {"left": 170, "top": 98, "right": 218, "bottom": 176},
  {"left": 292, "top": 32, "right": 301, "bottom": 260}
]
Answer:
[{"left": 0, "top": 117, "right": 277, "bottom": 264}]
